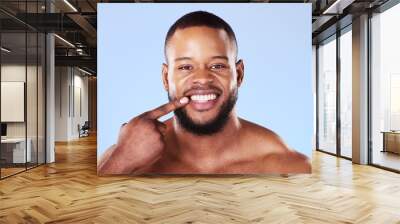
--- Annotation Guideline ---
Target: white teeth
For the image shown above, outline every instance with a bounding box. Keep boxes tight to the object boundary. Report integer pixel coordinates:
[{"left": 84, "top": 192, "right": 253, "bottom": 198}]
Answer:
[{"left": 190, "top": 94, "right": 217, "bottom": 102}]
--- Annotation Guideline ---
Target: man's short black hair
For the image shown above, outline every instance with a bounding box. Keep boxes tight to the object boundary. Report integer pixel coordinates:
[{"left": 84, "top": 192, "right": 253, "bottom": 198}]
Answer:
[{"left": 164, "top": 11, "right": 238, "bottom": 62}]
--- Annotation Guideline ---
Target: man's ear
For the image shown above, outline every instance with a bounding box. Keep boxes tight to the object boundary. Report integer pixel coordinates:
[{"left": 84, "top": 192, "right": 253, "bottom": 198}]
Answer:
[
  {"left": 162, "top": 63, "right": 169, "bottom": 91},
  {"left": 236, "top": 59, "right": 244, "bottom": 87}
]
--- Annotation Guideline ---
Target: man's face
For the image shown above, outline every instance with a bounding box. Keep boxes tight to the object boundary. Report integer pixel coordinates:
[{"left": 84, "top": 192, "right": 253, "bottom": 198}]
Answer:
[{"left": 163, "top": 26, "right": 244, "bottom": 134}]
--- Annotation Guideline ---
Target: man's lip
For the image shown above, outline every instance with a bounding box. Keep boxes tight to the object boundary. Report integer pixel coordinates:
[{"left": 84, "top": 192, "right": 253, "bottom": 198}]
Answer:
[{"left": 189, "top": 98, "right": 218, "bottom": 111}]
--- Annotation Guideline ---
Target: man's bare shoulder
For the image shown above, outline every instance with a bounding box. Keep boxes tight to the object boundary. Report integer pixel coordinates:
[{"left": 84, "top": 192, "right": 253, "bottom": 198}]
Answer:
[
  {"left": 239, "top": 118, "right": 289, "bottom": 154},
  {"left": 240, "top": 118, "right": 311, "bottom": 173}
]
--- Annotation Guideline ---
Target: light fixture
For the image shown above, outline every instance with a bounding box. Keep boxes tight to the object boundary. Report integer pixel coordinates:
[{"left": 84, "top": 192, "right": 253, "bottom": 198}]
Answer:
[
  {"left": 76, "top": 48, "right": 85, "bottom": 55},
  {"left": 322, "top": 0, "right": 355, "bottom": 15},
  {"left": 78, "top": 67, "right": 93, "bottom": 76},
  {"left": 1, "top": 47, "right": 11, "bottom": 53},
  {"left": 54, "top": 34, "right": 75, "bottom": 48},
  {"left": 63, "top": 0, "right": 78, "bottom": 12}
]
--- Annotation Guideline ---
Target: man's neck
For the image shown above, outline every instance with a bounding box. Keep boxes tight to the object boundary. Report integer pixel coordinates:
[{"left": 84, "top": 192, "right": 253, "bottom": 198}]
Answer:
[{"left": 171, "top": 112, "right": 242, "bottom": 164}]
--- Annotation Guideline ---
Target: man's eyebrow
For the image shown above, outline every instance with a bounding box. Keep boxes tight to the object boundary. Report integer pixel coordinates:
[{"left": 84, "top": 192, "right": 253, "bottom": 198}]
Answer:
[
  {"left": 174, "top": 56, "right": 229, "bottom": 62},
  {"left": 174, "top": 57, "right": 192, "bottom": 62},
  {"left": 211, "top": 56, "right": 229, "bottom": 61}
]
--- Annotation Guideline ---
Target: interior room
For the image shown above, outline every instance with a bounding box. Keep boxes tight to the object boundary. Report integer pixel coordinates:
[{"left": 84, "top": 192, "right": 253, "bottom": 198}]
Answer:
[{"left": 0, "top": 0, "right": 399, "bottom": 223}]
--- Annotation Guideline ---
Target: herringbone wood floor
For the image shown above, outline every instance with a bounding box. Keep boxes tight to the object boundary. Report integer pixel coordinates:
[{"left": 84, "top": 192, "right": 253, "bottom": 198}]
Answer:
[{"left": 1, "top": 134, "right": 400, "bottom": 224}]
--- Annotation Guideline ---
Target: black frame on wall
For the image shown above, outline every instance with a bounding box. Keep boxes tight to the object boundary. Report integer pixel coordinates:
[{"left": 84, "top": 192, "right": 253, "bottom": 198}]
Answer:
[{"left": 0, "top": 0, "right": 47, "bottom": 180}]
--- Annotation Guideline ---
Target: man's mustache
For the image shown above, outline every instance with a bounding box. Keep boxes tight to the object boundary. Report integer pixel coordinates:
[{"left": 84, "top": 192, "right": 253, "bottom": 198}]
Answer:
[{"left": 182, "top": 84, "right": 223, "bottom": 96}]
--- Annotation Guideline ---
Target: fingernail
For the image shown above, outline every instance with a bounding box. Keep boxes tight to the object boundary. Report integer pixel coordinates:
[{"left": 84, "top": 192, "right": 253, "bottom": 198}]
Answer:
[{"left": 180, "top": 97, "right": 189, "bottom": 104}]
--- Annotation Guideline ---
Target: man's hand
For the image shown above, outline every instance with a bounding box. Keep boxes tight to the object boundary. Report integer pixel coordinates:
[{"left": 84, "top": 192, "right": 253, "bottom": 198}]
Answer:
[{"left": 98, "top": 97, "right": 189, "bottom": 175}]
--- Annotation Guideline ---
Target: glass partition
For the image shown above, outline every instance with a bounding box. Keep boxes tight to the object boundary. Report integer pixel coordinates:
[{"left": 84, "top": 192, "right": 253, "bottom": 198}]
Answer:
[
  {"left": 339, "top": 27, "right": 352, "bottom": 158},
  {"left": 317, "top": 35, "right": 337, "bottom": 154},
  {"left": 371, "top": 3, "right": 400, "bottom": 171},
  {"left": 1, "top": 31, "right": 28, "bottom": 177},
  {"left": 0, "top": 1, "right": 46, "bottom": 179},
  {"left": 27, "top": 30, "right": 38, "bottom": 169}
]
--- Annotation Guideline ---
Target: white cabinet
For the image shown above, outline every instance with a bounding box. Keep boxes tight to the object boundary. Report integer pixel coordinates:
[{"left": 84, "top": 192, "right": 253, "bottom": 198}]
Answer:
[{"left": 1, "top": 138, "right": 32, "bottom": 163}]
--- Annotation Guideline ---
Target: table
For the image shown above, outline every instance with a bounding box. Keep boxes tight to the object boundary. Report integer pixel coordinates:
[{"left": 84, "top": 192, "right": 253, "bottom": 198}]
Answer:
[
  {"left": 1, "top": 138, "right": 32, "bottom": 163},
  {"left": 381, "top": 131, "right": 400, "bottom": 154}
]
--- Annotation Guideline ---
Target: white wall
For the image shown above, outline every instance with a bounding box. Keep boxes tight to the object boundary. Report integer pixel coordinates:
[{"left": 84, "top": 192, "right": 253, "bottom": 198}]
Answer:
[
  {"left": 72, "top": 72, "right": 89, "bottom": 138},
  {"left": 55, "top": 67, "right": 89, "bottom": 141},
  {"left": 1, "top": 65, "right": 41, "bottom": 137},
  {"left": 1, "top": 66, "right": 26, "bottom": 137},
  {"left": 55, "top": 66, "right": 69, "bottom": 141}
]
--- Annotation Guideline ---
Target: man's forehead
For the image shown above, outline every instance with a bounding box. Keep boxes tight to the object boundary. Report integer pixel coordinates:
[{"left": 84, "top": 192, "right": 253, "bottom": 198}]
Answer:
[
  {"left": 165, "top": 26, "right": 237, "bottom": 62},
  {"left": 175, "top": 26, "right": 228, "bottom": 36},
  {"left": 168, "top": 27, "right": 231, "bottom": 45}
]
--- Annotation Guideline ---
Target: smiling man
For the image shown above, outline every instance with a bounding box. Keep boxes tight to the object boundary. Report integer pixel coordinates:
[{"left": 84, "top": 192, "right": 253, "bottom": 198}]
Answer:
[{"left": 98, "top": 11, "right": 311, "bottom": 175}]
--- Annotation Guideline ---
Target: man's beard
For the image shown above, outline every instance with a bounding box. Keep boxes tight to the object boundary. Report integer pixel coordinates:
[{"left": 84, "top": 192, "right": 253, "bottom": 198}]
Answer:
[{"left": 169, "top": 89, "right": 237, "bottom": 136}]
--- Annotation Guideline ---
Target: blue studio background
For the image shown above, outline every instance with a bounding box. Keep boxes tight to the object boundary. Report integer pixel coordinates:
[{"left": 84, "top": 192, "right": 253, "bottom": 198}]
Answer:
[{"left": 97, "top": 3, "right": 312, "bottom": 158}]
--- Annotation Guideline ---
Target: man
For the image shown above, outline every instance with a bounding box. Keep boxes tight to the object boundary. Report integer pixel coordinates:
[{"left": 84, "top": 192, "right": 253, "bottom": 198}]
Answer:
[{"left": 98, "top": 11, "right": 311, "bottom": 175}]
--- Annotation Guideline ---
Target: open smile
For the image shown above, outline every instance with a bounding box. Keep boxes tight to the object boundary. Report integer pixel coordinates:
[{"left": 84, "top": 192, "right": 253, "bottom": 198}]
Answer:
[{"left": 185, "top": 89, "right": 222, "bottom": 111}]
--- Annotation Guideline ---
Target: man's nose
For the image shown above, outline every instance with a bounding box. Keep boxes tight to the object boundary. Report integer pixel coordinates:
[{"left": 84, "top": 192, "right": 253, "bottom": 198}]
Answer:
[{"left": 192, "top": 69, "right": 214, "bottom": 85}]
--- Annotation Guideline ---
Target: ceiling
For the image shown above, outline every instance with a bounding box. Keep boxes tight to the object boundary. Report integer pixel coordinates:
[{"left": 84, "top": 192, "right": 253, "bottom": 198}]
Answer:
[{"left": 0, "top": 0, "right": 393, "bottom": 75}]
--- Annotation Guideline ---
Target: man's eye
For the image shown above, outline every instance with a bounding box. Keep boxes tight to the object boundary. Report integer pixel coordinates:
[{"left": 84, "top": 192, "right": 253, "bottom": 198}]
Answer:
[
  {"left": 178, "top": 65, "right": 193, "bottom": 71},
  {"left": 210, "top": 64, "right": 226, "bottom": 70}
]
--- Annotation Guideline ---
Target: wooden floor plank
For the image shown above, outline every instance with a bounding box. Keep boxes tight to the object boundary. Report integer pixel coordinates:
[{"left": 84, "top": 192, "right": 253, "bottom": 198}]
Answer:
[{"left": 1, "top": 134, "right": 400, "bottom": 223}]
